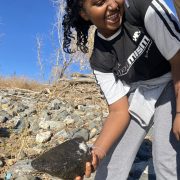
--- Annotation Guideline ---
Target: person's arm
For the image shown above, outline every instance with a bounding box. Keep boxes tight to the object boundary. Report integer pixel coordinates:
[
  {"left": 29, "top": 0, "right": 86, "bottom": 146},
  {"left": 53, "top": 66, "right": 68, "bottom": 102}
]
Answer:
[
  {"left": 170, "top": 50, "right": 180, "bottom": 141},
  {"left": 81, "top": 96, "right": 130, "bottom": 179},
  {"left": 92, "top": 95, "right": 130, "bottom": 160},
  {"left": 75, "top": 71, "right": 130, "bottom": 179},
  {"left": 90, "top": 70, "right": 130, "bottom": 160}
]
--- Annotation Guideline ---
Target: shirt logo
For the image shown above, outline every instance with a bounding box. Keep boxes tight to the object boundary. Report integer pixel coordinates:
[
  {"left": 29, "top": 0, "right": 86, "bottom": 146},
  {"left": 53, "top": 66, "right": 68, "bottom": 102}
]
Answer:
[
  {"left": 133, "top": 31, "right": 141, "bottom": 42},
  {"left": 116, "top": 35, "right": 152, "bottom": 76}
]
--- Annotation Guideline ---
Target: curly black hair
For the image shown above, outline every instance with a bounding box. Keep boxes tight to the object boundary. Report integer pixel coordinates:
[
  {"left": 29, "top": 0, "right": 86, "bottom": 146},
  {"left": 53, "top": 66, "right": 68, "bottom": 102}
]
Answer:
[{"left": 63, "top": 0, "right": 92, "bottom": 54}]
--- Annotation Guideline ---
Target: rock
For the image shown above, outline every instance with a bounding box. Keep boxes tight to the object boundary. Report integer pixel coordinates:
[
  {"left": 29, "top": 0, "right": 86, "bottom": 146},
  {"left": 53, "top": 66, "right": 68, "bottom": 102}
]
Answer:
[
  {"left": 5, "top": 172, "right": 12, "bottom": 180},
  {"left": 49, "top": 99, "right": 62, "bottom": 110},
  {"left": 63, "top": 115, "right": 75, "bottom": 125},
  {"left": 89, "top": 128, "right": 98, "bottom": 139},
  {"left": 13, "top": 117, "right": 29, "bottom": 133},
  {"left": 0, "top": 78, "right": 154, "bottom": 180},
  {"left": 51, "top": 110, "right": 69, "bottom": 121},
  {"left": 15, "top": 175, "right": 38, "bottom": 180},
  {"left": 1, "top": 97, "right": 9, "bottom": 104},
  {"left": 18, "top": 150, "right": 27, "bottom": 160},
  {"left": 39, "top": 120, "right": 65, "bottom": 130},
  {"left": 8, "top": 160, "right": 35, "bottom": 177},
  {"left": 14, "top": 103, "right": 28, "bottom": 113},
  {"left": 31, "top": 137, "right": 92, "bottom": 179},
  {"left": 0, "top": 110, "right": 12, "bottom": 123},
  {"left": 24, "top": 108, "right": 37, "bottom": 117},
  {"left": 0, "top": 127, "right": 10, "bottom": 137},
  {"left": 0, "top": 159, "right": 4, "bottom": 167},
  {"left": 36, "top": 131, "right": 52, "bottom": 143},
  {"left": 54, "top": 129, "right": 69, "bottom": 140},
  {"left": 6, "top": 159, "right": 16, "bottom": 166},
  {"left": 73, "top": 128, "right": 89, "bottom": 141}
]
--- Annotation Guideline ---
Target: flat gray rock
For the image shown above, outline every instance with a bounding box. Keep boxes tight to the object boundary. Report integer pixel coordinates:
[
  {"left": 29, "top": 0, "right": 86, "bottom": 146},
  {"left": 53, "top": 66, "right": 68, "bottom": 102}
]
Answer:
[{"left": 31, "top": 137, "right": 92, "bottom": 180}]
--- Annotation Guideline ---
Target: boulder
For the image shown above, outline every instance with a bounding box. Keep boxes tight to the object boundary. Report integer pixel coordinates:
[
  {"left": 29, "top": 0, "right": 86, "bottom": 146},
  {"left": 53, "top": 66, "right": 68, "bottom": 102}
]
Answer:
[{"left": 31, "top": 137, "right": 92, "bottom": 179}]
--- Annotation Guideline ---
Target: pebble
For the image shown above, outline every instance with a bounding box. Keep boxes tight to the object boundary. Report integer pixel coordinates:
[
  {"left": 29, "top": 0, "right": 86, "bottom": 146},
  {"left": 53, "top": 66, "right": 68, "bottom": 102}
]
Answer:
[
  {"left": 36, "top": 131, "right": 52, "bottom": 143},
  {"left": 0, "top": 159, "right": 4, "bottom": 167}
]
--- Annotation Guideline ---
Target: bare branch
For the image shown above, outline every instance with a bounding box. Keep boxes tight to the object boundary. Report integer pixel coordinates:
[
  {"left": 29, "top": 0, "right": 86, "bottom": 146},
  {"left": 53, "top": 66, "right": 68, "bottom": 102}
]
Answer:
[{"left": 36, "top": 36, "right": 44, "bottom": 80}]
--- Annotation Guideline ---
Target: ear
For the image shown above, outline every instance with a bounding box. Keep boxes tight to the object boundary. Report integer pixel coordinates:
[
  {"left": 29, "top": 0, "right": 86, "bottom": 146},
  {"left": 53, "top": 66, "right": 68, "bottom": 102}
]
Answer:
[{"left": 79, "top": 10, "right": 89, "bottom": 21}]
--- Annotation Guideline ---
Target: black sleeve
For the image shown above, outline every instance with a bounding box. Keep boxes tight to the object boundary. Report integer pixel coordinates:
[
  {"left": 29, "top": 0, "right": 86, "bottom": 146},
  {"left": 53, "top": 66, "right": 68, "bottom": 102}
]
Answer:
[{"left": 90, "top": 33, "right": 116, "bottom": 73}]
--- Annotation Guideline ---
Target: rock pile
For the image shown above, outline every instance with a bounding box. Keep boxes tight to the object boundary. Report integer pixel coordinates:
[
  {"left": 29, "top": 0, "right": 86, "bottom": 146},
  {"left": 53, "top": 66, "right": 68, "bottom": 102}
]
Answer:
[{"left": 0, "top": 74, "right": 155, "bottom": 180}]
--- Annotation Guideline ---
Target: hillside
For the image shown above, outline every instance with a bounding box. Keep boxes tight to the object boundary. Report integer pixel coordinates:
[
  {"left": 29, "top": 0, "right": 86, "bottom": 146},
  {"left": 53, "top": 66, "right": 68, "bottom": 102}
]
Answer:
[{"left": 0, "top": 74, "right": 154, "bottom": 180}]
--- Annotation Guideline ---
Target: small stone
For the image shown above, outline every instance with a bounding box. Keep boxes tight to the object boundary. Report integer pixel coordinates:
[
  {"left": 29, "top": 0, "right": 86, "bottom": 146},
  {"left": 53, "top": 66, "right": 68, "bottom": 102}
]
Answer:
[
  {"left": 8, "top": 160, "right": 35, "bottom": 177},
  {"left": 89, "top": 128, "right": 98, "bottom": 139},
  {"left": 18, "top": 150, "right": 27, "bottom": 160},
  {"left": 49, "top": 99, "right": 62, "bottom": 110},
  {"left": 0, "top": 159, "right": 4, "bottom": 167},
  {"left": 63, "top": 116, "right": 75, "bottom": 125},
  {"left": 39, "top": 121, "right": 65, "bottom": 130},
  {"left": 36, "top": 131, "right": 52, "bottom": 143},
  {"left": 54, "top": 129, "right": 69, "bottom": 140},
  {"left": 15, "top": 175, "right": 38, "bottom": 180},
  {"left": 73, "top": 128, "right": 89, "bottom": 141},
  {"left": 5, "top": 172, "right": 12, "bottom": 180},
  {"left": 6, "top": 159, "right": 16, "bottom": 166},
  {"left": 1, "top": 104, "right": 9, "bottom": 110},
  {"left": 0, "top": 110, "right": 11, "bottom": 123}
]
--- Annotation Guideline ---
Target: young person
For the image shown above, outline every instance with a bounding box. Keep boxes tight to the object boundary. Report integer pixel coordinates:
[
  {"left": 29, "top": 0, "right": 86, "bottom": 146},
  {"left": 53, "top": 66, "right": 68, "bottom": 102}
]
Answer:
[{"left": 63, "top": 0, "right": 180, "bottom": 179}]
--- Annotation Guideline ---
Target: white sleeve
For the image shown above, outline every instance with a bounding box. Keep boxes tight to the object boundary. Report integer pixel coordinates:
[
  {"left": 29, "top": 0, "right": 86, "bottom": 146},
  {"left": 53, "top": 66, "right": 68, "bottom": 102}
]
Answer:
[
  {"left": 93, "top": 70, "right": 130, "bottom": 105},
  {"left": 144, "top": 0, "right": 180, "bottom": 60}
]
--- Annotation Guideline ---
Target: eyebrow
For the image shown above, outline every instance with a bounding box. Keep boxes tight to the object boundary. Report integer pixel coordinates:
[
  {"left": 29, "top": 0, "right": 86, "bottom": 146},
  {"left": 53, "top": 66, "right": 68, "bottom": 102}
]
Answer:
[{"left": 91, "top": 0, "right": 99, "bottom": 2}]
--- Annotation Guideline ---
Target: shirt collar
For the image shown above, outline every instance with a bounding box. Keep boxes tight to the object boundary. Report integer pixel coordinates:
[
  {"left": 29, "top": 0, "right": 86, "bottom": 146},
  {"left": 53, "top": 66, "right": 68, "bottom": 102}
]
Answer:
[{"left": 97, "top": 28, "right": 122, "bottom": 41}]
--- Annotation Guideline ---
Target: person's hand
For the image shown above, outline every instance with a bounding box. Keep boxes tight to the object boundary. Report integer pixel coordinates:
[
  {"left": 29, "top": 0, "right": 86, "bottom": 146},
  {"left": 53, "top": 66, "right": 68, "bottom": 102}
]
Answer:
[
  {"left": 173, "top": 114, "right": 180, "bottom": 141},
  {"left": 74, "top": 150, "right": 100, "bottom": 180}
]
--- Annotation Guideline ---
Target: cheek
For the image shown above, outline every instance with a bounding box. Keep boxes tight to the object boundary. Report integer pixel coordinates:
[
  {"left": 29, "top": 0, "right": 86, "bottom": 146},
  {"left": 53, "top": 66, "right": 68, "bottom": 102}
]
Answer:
[{"left": 89, "top": 10, "right": 104, "bottom": 22}]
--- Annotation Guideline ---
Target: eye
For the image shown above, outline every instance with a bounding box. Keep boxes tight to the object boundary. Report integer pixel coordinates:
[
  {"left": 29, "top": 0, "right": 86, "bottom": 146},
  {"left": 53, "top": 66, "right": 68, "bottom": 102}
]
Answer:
[{"left": 94, "top": 0, "right": 105, "bottom": 7}]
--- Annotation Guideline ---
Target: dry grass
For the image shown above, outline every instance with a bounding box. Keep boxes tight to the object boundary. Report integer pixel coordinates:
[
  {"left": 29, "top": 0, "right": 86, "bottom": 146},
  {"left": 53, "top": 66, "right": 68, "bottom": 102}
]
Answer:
[{"left": 0, "top": 76, "right": 48, "bottom": 91}]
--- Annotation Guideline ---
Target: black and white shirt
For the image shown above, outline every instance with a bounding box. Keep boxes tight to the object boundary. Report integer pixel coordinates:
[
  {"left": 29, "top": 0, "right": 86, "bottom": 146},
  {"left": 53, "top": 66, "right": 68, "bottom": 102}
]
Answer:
[{"left": 90, "top": 0, "right": 180, "bottom": 105}]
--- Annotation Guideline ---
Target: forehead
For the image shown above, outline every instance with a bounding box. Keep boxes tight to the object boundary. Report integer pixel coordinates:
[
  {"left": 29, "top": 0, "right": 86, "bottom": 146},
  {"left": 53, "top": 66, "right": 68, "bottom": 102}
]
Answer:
[{"left": 82, "top": 0, "right": 98, "bottom": 6}]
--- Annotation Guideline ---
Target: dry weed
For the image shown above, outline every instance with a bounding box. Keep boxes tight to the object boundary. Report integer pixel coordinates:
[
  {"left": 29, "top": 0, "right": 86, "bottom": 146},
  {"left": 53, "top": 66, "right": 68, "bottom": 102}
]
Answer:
[{"left": 0, "top": 76, "right": 48, "bottom": 91}]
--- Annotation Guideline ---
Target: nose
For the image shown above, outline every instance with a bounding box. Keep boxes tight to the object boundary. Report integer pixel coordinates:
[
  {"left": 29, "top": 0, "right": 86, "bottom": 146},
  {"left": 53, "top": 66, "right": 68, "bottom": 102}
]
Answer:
[{"left": 107, "top": 0, "right": 118, "bottom": 10}]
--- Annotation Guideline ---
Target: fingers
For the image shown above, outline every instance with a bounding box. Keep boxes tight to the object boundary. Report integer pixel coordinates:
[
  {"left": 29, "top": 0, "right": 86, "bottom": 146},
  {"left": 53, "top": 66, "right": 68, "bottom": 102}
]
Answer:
[
  {"left": 75, "top": 150, "right": 100, "bottom": 180},
  {"left": 85, "top": 162, "right": 92, "bottom": 178},
  {"left": 174, "top": 131, "right": 180, "bottom": 141},
  {"left": 91, "top": 151, "right": 98, "bottom": 170},
  {"left": 172, "top": 119, "right": 180, "bottom": 141},
  {"left": 75, "top": 176, "right": 82, "bottom": 180}
]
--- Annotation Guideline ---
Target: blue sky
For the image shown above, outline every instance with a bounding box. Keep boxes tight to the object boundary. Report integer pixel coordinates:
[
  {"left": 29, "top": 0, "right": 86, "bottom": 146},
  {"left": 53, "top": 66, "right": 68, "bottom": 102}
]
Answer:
[
  {"left": 0, "top": 0, "right": 177, "bottom": 81},
  {"left": 0, "top": 0, "right": 57, "bottom": 81}
]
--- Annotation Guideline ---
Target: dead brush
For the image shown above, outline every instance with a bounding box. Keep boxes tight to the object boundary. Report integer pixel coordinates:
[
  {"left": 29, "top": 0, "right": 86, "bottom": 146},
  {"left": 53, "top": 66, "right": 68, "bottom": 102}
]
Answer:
[{"left": 0, "top": 76, "right": 48, "bottom": 91}]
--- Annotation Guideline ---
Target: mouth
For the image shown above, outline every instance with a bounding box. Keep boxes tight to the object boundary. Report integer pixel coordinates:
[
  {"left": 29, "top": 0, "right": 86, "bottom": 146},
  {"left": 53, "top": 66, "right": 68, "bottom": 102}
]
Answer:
[{"left": 106, "top": 11, "right": 120, "bottom": 24}]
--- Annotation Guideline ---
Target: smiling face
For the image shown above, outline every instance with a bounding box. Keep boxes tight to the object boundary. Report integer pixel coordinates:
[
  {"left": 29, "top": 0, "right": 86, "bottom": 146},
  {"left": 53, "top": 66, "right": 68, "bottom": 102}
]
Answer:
[{"left": 80, "top": 0, "right": 125, "bottom": 38}]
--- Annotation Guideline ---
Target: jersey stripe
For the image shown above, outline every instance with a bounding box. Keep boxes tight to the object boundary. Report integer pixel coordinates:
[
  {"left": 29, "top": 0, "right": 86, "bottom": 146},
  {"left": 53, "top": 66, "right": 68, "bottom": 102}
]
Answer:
[
  {"left": 151, "top": 0, "right": 180, "bottom": 42},
  {"left": 156, "top": 0, "right": 180, "bottom": 33}
]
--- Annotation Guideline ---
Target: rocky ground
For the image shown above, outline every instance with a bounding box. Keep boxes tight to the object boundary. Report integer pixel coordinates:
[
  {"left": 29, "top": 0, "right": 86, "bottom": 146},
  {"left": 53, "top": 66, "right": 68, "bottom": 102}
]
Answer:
[{"left": 0, "top": 74, "right": 155, "bottom": 180}]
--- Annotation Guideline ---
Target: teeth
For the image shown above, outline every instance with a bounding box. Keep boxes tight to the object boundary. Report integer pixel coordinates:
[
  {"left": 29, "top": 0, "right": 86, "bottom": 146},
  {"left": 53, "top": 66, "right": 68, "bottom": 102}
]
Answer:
[{"left": 107, "top": 13, "right": 118, "bottom": 20}]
